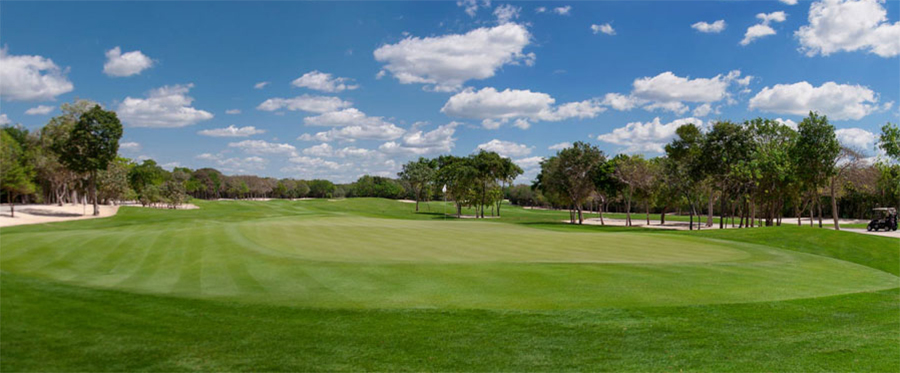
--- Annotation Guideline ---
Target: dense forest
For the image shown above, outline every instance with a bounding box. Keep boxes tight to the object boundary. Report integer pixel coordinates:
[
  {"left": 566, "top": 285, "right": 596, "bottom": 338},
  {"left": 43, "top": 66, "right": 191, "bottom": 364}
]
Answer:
[{"left": 2, "top": 100, "right": 899, "bottom": 230}]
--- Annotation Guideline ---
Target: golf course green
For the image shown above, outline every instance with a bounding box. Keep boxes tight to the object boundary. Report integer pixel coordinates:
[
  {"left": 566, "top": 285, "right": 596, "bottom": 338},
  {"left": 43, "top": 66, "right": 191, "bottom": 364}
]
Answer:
[{"left": 2, "top": 198, "right": 898, "bottom": 371}]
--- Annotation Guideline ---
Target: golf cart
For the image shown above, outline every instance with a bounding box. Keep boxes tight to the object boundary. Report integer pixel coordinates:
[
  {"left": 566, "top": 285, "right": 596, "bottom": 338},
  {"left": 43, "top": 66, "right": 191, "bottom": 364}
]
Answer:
[{"left": 867, "top": 207, "right": 898, "bottom": 232}]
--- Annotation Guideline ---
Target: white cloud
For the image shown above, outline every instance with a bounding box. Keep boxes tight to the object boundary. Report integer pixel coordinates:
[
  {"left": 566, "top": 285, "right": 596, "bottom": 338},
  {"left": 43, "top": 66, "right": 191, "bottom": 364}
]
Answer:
[
  {"left": 554, "top": 6, "right": 572, "bottom": 15},
  {"left": 748, "top": 81, "right": 883, "bottom": 120},
  {"left": 198, "top": 125, "right": 266, "bottom": 137},
  {"left": 780, "top": 0, "right": 799, "bottom": 5},
  {"left": 457, "top": 0, "right": 491, "bottom": 16},
  {"left": 797, "top": 0, "right": 900, "bottom": 57},
  {"left": 378, "top": 122, "right": 458, "bottom": 155},
  {"left": 548, "top": 142, "right": 571, "bottom": 150},
  {"left": 0, "top": 47, "right": 74, "bottom": 101},
  {"left": 303, "top": 108, "right": 394, "bottom": 128},
  {"left": 600, "top": 93, "right": 641, "bottom": 111},
  {"left": 692, "top": 20, "right": 727, "bottom": 33},
  {"left": 292, "top": 70, "right": 359, "bottom": 92},
  {"left": 119, "top": 141, "right": 141, "bottom": 152},
  {"left": 603, "top": 71, "right": 749, "bottom": 115},
  {"left": 591, "top": 23, "right": 616, "bottom": 35},
  {"left": 476, "top": 139, "right": 533, "bottom": 157},
  {"left": 513, "top": 156, "right": 544, "bottom": 183},
  {"left": 835, "top": 127, "right": 878, "bottom": 149},
  {"left": 254, "top": 81, "right": 270, "bottom": 89},
  {"left": 493, "top": 4, "right": 521, "bottom": 24},
  {"left": 225, "top": 109, "right": 241, "bottom": 115},
  {"left": 117, "top": 84, "right": 214, "bottom": 128},
  {"left": 0, "top": 114, "right": 10, "bottom": 125},
  {"left": 741, "top": 11, "right": 787, "bottom": 45},
  {"left": 103, "top": 47, "right": 154, "bottom": 77},
  {"left": 636, "top": 70, "right": 742, "bottom": 104},
  {"left": 373, "top": 23, "right": 533, "bottom": 92},
  {"left": 535, "top": 6, "right": 547, "bottom": 13},
  {"left": 441, "top": 87, "right": 604, "bottom": 129},
  {"left": 197, "top": 153, "right": 268, "bottom": 173},
  {"left": 256, "top": 95, "right": 351, "bottom": 113},
  {"left": 597, "top": 117, "right": 705, "bottom": 153},
  {"left": 775, "top": 118, "right": 798, "bottom": 129},
  {"left": 228, "top": 139, "right": 297, "bottom": 155},
  {"left": 299, "top": 122, "right": 406, "bottom": 143},
  {"left": 302, "top": 143, "right": 377, "bottom": 158},
  {"left": 692, "top": 103, "right": 713, "bottom": 117},
  {"left": 25, "top": 105, "right": 54, "bottom": 115}
]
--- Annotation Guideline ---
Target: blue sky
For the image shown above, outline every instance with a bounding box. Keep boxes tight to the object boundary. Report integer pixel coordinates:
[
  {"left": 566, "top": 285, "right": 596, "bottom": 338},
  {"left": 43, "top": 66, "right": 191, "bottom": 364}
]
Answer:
[{"left": 1, "top": 0, "right": 898, "bottom": 182}]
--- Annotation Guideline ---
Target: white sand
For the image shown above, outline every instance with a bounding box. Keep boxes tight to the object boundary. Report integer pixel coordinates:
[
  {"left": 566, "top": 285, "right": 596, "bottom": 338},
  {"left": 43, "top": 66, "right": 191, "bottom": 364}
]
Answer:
[
  {"left": 397, "top": 199, "right": 417, "bottom": 204},
  {"left": 0, "top": 202, "right": 198, "bottom": 228}
]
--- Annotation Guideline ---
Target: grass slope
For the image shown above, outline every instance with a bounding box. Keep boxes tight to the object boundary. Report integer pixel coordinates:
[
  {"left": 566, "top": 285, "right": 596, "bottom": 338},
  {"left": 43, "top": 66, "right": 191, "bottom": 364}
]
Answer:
[{"left": 2, "top": 198, "right": 898, "bottom": 371}]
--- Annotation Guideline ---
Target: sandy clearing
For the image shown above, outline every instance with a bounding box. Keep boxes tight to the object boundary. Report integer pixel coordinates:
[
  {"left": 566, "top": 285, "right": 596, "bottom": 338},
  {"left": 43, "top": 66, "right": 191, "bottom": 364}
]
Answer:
[
  {"left": 571, "top": 216, "right": 900, "bottom": 238},
  {"left": 397, "top": 199, "right": 417, "bottom": 204},
  {"left": 0, "top": 202, "right": 198, "bottom": 228}
]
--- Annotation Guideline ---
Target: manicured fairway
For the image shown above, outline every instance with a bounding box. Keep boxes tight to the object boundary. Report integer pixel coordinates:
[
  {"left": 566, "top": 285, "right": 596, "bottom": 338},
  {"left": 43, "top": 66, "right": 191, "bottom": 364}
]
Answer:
[{"left": 1, "top": 199, "right": 898, "bottom": 371}]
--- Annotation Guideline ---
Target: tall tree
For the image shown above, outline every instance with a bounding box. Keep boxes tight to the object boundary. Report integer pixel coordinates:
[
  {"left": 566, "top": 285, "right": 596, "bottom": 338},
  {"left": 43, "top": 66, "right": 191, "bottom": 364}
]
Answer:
[
  {"left": 612, "top": 154, "right": 653, "bottom": 226},
  {"left": 791, "top": 112, "right": 840, "bottom": 228},
  {"left": 398, "top": 157, "right": 435, "bottom": 212},
  {"left": 665, "top": 123, "right": 706, "bottom": 230},
  {"left": 878, "top": 122, "right": 900, "bottom": 161},
  {"left": 536, "top": 142, "right": 604, "bottom": 224},
  {"left": 1, "top": 131, "right": 36, "bottom": 217},
  {"left": 54, "top": 105, "right": 123, "bottom": 216},
  {"left": 829, "top": 147, "right": 863, "bottom": 230}
]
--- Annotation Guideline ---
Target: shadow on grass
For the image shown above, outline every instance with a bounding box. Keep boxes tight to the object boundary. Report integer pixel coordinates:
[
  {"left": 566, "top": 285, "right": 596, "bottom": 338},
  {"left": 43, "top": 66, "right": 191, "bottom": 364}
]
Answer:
[{"left": 518, "top": 221, "right": 667, "bottom": 233}]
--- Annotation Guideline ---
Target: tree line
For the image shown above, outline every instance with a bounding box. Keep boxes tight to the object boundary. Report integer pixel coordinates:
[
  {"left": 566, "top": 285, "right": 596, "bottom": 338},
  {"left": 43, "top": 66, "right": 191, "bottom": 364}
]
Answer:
[
  {"left": 530, "top": 113, "right": 900, "bottom": 231},
  {"left": 2, "top": 100, "right": 898, "bottom": 229}
]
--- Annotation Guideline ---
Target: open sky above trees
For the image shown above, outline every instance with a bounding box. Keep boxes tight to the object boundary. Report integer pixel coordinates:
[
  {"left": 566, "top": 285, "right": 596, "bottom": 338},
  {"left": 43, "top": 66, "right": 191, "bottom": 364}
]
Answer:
[{"left": 1, "top": 0, "right": 898, "bottom": 183}]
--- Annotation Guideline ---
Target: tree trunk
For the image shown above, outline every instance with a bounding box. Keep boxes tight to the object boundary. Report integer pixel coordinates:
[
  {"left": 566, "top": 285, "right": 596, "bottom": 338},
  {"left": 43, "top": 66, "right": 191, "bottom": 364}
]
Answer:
[
  {"left": 809, "top": 198, "right": 815, "bottom": 227},
  {"left": 91, "top": 170, "right": 99, "bottom": 216},
  {"left": 578, "top": 206, "right": 583, "bottom": 225},
  {"left": 707, "top": 190, "right": 714, "bottom": 227},
  {"left": 719, "top": 190, "right": 726, "bottom": 229},
  {"left": 831, "top": 178, "right": 840, "bottom": 230},
  {"left": 645, "top": 201, "right": 650, "bottom": 225},
  {"left": 625, "top": 186, "right": 633, "bottom": 227},
  {"left": 817, "top": 198, "right": 823, "bottom": 228},
  {"left": 599, "top": 199, "right": 605, "bottom": 226},
  {"left": 661, "top": 205, "right": 668, "bottom": 225},
  {"left": 9, "top": 192, "right": 15, "bottom": 218}
]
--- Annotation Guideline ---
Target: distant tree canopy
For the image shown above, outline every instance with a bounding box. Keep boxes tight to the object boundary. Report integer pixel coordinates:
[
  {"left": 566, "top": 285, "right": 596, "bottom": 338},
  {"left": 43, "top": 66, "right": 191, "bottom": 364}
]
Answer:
[{"left": 3, "top": 102, "right": 898, "bottom": 228}]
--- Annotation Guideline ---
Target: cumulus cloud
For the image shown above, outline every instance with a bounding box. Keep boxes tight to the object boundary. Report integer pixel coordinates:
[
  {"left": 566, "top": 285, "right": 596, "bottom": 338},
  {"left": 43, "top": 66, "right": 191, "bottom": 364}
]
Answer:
[
  {"left": 117, "top": 84, "right": 214, "bottom": 128},
  {"left": 835, "top": 127, "right": 878, "bottom": 149},
  {"left": 692, "top": 20, "right": 726, "bottom": 33},
  {"left": 225, "top": 109, "right": 241, "bottom": 115},
  {"left": 780, "top": 0, "right": 799, "bottom": 4},
  {"left": 493, "top": 4, "right": 521, "bottom": 23},
  {"left": 0, "top": 47, "right": 74, "bottom": 101},
  {"left": 103, "top": 47, "right": 154, "bottom": 77},
  {"left": 197, "top": 153, "right": 269, "bottom": 173},
  {"left": 441, "top": 87, "right": 604, "bottom": 129},
  {"left": 591, "top": 23, "right": 616, "bottom": 35},
  {"left": 25, "top": 105, "right": 54, "bottom": 115},
  {"left": 748, "top": 81, "right": 884, "bottom": 120},
  {"left": 303, "top": 108, "right": 394, "bottom": 127},
  {"left": 602, "top": 70, "right": 748, "bottom": 115},
  {"left": 600, "top": 93, "right": 641, "bottom": 111},
  {"left": 373, "top": 23, "right": 534, "bottom": 92},
  {"left": 597, "top": 117, "right": 705, "bottom": 153},
  {"left": 254, "top": 81, "right": 270, "bottom": 89},
  {"left": 554, "top": 6, "right": 572, "bottom": 15},
  {"left": 292, "top": 70, "right": 359, "bottom": 92},
  {"left": 692, "top": 103, "right": 714, "bottom": 117},
  {"left": 228, "top": 139, "right": 297, "bottom": 156},
  {"left": 513, "top": 155, "right": 544, "bottom": 183},
  {"left": 378, "top": 122, "right": 459, "bottom": 155},
  {"left": 256, "top": 94, "right": 352, "bottom": 113},
  {"left": 548, "top": 142, "right": 571, "bottom": 150},
  {"left": 0, "top": 114, "right": 10, "bottom": 125},
  {"left": 476, "top": 139, "right": 533, "bottom": 157},
  {"left": 741, "top": 11, "right": 787, "bottom": 45},
  {"left": 299, "top": 122, "right": 406, "bottom": 143},
  {"left": 775, "top": 118, "right": 798, "bottom": 129},
  {"left": 198, "top": 125, "right": 266, "bottom": 137},
  {"left": 119, "top": 141, "right": 141, "bottom": 152},
  {"left": 302, "top": 143, "right": 378, "bottom": 158},
  {"left": 797, "top": 0, "right": 900, "bottom": 57}
]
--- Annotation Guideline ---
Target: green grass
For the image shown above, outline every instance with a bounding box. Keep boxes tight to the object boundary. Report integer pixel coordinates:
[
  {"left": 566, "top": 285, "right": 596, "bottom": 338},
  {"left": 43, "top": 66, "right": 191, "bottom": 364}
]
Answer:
[{"left": 2, "top": 198, "right": 898, "bottom": 371}]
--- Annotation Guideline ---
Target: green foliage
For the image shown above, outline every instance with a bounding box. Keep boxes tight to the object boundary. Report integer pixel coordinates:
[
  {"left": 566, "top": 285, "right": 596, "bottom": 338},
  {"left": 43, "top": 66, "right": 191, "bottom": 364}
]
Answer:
[
  {"left": 54, "top": 105, "right": 123, "bottom": 174},
  {"left": 0, "top": 131, "right": 36, "bottom": 209},
  {"left": 878, "top": 122, "right": 900, "bottom": 161},
  {"left": 352, "top": 175, "right": 406, "bottom": 199},
  {"left": 307, "top": 179, "right": 335, "bottom": 198},
  {"left": 792, "top": 111, "right": 840, "bottom": 189}
]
